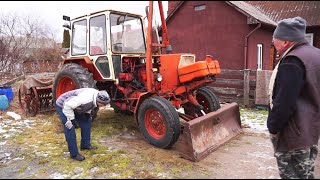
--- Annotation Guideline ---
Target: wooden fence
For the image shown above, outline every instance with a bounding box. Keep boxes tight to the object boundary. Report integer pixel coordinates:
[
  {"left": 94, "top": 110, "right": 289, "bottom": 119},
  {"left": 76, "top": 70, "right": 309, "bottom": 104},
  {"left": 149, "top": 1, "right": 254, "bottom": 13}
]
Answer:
[{"left": 208, "top": 69, "right": 257, "bottom": 107}]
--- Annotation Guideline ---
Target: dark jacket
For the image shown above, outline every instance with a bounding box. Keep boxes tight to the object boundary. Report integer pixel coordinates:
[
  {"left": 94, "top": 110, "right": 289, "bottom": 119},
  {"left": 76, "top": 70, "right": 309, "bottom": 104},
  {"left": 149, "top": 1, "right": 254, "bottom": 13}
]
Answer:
[{"left": 268, "top": 40, "right": 320, "bottom": 152}]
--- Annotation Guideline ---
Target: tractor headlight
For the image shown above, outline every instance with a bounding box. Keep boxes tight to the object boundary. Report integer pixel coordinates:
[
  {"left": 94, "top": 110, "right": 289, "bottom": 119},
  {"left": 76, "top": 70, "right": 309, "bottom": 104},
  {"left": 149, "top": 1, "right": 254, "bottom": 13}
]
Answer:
[
  {"left": 155, "top": 73, "right": 162, "bottom": 82},
  {"left": 139, "top": 58, "right": 146, "bottom": 64}
]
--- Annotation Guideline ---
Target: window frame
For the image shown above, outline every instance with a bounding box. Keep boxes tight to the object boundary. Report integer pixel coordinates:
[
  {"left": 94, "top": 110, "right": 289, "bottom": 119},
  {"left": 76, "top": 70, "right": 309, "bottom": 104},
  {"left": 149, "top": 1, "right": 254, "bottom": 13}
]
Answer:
[
  {"left": 194, "top": 4, "right": 206, "bottom": 11},
  {"left": 257, "top": 44, "right": 263, "bottom": 70},
  {"left": 71, "top": 19, "right": 88, "bottom": 56},
  {"left": 89, "top": 14, "right": 107, "bottom": 56},
  {"left": 305, "top": 33, "right": 314, "bottom": 46}
]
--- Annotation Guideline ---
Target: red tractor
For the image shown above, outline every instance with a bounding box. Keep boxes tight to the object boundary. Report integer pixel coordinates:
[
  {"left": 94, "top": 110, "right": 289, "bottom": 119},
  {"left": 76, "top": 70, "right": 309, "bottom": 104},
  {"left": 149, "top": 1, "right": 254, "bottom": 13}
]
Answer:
[{"left": 53, "top": 1, "right": 242, "bottom": 161}]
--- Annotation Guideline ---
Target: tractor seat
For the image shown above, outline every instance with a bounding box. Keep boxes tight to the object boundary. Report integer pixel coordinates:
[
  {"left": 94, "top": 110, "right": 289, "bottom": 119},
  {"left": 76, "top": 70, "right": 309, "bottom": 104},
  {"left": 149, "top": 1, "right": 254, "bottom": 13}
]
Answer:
[{"left": 90, "top": 46, "right": 104, "bottom": 55}]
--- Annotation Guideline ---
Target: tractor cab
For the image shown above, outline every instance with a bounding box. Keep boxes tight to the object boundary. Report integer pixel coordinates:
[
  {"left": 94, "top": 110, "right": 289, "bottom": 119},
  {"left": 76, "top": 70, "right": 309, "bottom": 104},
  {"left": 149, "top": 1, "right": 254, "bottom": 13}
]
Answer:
[{"left": 66, "top": 10, "right": 147, "bottom": 81}]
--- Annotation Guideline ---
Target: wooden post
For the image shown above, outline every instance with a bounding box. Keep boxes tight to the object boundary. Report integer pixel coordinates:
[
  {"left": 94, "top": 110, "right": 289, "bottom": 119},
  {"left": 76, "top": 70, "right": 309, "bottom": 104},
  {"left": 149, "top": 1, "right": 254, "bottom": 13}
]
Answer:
[{"left": 243, "top": 69, "right": 250, "bottom": 106}]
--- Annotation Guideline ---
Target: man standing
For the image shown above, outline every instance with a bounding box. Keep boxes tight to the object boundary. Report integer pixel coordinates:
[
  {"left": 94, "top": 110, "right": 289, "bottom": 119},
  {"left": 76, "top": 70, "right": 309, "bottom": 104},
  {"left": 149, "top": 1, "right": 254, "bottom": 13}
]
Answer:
[
  {"left": 56, "top": 88, "right": 110, "bottom": 161},
  {"left": 268, "top": 16, "right": 320, "bottom": 179}
]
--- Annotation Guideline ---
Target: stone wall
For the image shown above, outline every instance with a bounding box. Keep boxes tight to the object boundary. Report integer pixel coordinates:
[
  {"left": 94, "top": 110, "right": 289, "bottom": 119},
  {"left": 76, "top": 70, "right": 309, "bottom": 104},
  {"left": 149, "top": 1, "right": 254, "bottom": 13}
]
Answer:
[{"left": 255, "top": 70, "right": 272, "bottom": 106}]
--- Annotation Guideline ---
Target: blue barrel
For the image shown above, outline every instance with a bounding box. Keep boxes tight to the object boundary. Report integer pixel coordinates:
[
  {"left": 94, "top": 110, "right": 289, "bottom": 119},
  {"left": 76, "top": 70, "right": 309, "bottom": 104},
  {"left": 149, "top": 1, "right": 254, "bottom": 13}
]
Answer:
[
  {"left": 0, "top": 86, "right": 14, "bottom": 102},
  {"left": 0, "top": 95, "right": 9, "bottom": 110}
]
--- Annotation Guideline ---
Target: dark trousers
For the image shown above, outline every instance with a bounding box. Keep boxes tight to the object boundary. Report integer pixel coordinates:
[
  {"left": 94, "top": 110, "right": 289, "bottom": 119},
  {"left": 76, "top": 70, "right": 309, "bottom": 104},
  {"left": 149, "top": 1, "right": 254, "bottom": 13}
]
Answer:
[{"left": 56, "top": 106, "right": 92, "bottom": 157}]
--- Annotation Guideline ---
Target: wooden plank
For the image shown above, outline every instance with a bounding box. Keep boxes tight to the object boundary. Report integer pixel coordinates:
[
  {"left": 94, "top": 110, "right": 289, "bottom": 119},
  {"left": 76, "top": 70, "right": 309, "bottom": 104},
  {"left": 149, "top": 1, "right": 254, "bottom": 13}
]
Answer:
[
  {"left": 212, "top": 69, "right": 258, "bottom": 107},
  {"left": 209, "top": 86, "right": 255, "bottom": 97},
  {"left": 215, "top": 78, "right": 256, "bottom": 87},
  {"left": 215, "top": 78, "right": 244, "bottom": 86},
  {"left": 221, "top": 69, "right": 244, "bottom": 76},
  {"left": 250, "top": 90, "right": 255, "bottom": 98},
  {"left": 249, "top": 70, "right": 257, "bottom": 76},
  {"left": 243, "top": 69, "right": 250, "bottom": 106},
  {"left": 249, "top": 80, "right": 256, "bottom": 87},
  {"left": 220, "top": 69, "right": 257, "bottom": 76},
  {"left": 218, "top": 96, "right": 255, "bottom": 107},
  {"left": 210, "top": 87, "right": 243, "bottom": 96},
  {"left": 219, "top": 97, "right": 255, "bottom": 103},
  {"left": 216, "top": 75, "right": 243, "bottom": 82}
]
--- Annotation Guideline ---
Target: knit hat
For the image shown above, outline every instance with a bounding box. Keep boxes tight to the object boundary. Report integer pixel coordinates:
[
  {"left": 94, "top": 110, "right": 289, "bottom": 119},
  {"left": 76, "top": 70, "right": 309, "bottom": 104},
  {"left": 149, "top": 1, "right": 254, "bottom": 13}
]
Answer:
[
  {"left": 96, "top": 90, "right": 110, "bottom": 105},
  {"left": 273, "top": 16, "right": 306, "bottom": 41}
]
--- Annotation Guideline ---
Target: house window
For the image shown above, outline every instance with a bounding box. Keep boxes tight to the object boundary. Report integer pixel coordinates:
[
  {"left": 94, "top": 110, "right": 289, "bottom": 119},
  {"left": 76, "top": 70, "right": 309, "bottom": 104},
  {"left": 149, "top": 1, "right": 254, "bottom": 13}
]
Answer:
[
  {"left": 194, "top": 5, "right": 206, "bottom": 11},
  {"left": 305, "top": 33, "right": 314, "bottom": 46},
  {"left": 257, "top": 44, "right": 263, "bottom": 70}
]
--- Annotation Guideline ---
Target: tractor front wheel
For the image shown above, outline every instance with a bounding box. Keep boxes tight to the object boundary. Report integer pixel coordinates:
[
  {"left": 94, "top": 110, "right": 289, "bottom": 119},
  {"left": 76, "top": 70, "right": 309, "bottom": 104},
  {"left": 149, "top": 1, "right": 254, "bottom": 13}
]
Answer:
[
  {"left": 183, "top": 87, "right": 220, "bottom": 118},
  {"left": 138, "top": 96, "right": 180, "bottom": 149}
]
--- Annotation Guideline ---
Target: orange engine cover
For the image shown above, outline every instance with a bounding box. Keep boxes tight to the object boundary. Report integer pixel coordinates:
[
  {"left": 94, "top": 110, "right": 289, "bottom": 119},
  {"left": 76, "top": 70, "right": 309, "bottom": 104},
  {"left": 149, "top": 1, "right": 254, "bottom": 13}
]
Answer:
[
  {"left": 159, "top": 54, "right": 181, "bottom": 91},
  {"left": 178, "top": 60, "right": 220, "bottom": 83}
]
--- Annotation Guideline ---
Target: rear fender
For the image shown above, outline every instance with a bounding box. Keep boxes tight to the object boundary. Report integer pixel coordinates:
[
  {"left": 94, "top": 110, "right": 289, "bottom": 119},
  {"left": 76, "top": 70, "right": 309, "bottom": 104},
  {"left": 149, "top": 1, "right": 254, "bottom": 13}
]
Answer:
[{"left": 63, "top": 56, "right": 103, "bottom": 80}]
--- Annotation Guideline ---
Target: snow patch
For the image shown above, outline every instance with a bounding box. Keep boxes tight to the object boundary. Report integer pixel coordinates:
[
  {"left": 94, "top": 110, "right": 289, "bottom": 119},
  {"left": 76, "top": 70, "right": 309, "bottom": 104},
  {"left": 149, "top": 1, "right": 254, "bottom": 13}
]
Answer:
[
  {"left": 6, "top": 112, "right": 21, "bottom": 120},
  {"left": 50, "top": 173, "right": 68, "bottom": 179}
]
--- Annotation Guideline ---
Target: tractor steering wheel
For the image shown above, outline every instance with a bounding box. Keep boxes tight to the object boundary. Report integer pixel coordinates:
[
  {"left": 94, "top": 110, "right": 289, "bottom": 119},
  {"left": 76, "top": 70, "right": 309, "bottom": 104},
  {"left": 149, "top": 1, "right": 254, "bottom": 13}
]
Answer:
[{"left": 113, "top": 43, "right": 123, "bottom": 51}]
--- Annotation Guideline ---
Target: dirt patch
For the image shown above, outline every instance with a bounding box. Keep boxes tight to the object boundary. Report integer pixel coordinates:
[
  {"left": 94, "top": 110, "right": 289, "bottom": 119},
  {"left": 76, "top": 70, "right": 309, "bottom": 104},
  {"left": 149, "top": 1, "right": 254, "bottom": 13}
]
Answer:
[
  {"left": 1, "top": 95, "right": 320, "bottom": 178},
  {"left": 99, "top": 128, "right": 280, "bottom": 179}
]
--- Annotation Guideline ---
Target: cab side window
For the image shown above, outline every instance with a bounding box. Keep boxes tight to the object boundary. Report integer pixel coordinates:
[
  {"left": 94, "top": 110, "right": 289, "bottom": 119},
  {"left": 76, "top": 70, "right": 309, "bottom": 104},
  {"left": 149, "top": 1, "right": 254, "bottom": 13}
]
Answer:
[
  {"left": 71, "top": 19, "right": 87, "bottom": 55},
  {"left": 89, "top": 15, "right": 107, "bottom": 55}
]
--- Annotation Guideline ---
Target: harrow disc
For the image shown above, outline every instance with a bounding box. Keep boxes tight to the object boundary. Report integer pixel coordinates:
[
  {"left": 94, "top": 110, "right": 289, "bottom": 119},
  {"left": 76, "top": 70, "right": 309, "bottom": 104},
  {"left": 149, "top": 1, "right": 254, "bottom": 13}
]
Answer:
[{"left": 18, "top": 87, "right": 39, "bottom": 116}]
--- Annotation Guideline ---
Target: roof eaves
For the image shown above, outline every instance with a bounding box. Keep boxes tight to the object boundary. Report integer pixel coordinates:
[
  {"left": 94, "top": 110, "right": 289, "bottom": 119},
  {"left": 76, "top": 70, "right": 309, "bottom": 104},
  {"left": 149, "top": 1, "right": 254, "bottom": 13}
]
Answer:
[
  {"left": 166, "top": 1, "right": 185, "bottom": 23},
  {"left": 226, "top": 1, "right": 277, "bottom": 27}
]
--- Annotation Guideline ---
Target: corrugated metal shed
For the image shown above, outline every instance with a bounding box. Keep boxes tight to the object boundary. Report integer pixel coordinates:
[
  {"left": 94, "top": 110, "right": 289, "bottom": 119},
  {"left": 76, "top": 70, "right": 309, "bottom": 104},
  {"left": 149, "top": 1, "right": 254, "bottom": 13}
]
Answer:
[{"left": 246, "top": 1, "right": 320, "bottom": 27}]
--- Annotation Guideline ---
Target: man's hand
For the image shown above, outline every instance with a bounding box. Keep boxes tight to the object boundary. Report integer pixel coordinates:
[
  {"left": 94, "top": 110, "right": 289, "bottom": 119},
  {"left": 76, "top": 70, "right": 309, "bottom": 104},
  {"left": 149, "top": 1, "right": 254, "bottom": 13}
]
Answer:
[{"left": 65, "top": 120, "right": 73, "bottom": 129}]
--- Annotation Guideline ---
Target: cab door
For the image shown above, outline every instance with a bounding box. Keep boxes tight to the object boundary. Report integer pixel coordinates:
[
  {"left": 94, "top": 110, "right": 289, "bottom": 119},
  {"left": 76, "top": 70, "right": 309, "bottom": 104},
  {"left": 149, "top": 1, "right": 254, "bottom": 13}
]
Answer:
[{"left": 89, "top": 14, "right": 114, "bottom": 80}]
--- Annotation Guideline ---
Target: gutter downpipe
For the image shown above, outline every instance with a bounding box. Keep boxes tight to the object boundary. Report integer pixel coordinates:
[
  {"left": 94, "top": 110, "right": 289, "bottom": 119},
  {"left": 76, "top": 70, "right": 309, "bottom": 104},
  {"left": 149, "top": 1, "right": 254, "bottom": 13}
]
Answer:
[{"left": 244, "top": 22, "right": 261, "bottom": 69}]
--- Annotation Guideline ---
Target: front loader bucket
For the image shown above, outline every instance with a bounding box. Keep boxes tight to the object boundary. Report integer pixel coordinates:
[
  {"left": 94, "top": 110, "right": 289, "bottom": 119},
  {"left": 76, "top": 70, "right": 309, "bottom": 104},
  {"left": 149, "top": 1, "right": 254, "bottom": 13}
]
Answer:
[{"left": 175, "top": 102, "right": 242, "bottom": 162}]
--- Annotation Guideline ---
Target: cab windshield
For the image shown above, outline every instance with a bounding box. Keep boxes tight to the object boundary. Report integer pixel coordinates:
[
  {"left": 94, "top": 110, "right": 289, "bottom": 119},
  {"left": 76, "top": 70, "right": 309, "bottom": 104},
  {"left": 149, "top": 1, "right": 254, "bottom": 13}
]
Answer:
[{"left": 110, "top": 13, "right": 146, "bottom": 54}]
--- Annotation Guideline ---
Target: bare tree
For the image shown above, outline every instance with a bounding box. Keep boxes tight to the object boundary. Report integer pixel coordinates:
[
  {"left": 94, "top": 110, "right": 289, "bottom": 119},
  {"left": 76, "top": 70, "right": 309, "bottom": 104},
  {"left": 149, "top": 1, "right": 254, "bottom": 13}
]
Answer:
[{"left": 0, "top": 12, "right": 59, "bottom": 77}]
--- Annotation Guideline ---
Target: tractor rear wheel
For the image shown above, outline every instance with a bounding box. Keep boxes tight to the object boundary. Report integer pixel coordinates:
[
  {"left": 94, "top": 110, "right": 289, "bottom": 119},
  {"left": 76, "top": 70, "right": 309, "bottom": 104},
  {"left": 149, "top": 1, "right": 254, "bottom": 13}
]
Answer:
[
  {"left": 183, "top": 87, "right": 220, "bottom": 118},
  {"left": 52, "top": 63, "right": 96, "bottom": 102},
  {"left": 52, "top": 63, "right": 97, "bottom": 123},
  {"left": 138, "top": 96, "right": 181, "bottom": 149}
]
